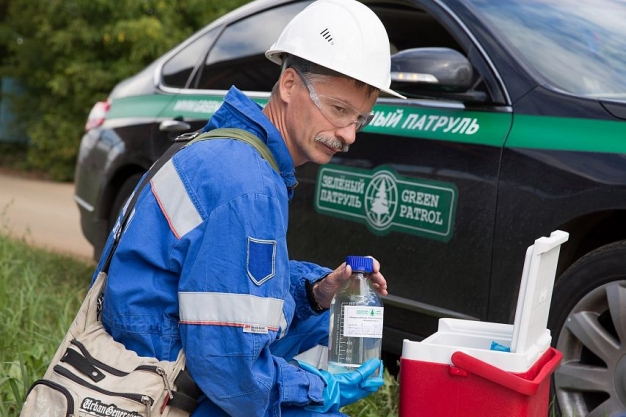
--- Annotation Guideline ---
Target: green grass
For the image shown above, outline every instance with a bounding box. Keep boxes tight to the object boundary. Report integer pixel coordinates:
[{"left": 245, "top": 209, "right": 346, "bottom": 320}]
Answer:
[
  {"left": 341, "top": 367, "right": 399, "bottom": 416},
  {"left": 0, "top": 225, "right": 399, "bottom": 416},
  {"left": 0, "top": 224, "right": 93, "bottom": 415}
]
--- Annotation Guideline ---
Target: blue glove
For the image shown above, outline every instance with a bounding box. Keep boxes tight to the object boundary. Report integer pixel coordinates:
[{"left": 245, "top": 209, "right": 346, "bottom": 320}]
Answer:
[{"left": 297, "top": 358, "right": 384, "bottom": 413}]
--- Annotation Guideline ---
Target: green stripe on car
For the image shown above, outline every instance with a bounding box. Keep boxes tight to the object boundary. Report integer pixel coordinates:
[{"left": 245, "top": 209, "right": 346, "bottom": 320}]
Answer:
[{"left": 106, "top": 95, "right": 626, "bottom": 153}]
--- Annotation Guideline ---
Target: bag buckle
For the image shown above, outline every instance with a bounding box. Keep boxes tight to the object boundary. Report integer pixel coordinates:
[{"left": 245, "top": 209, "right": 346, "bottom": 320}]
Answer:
[{"left": 174, "top": 131, "right": 200, "bottom": 142}]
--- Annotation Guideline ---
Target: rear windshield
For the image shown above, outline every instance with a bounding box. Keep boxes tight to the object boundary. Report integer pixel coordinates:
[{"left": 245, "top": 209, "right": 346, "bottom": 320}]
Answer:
[{"left": 465, "top": 0, "right": 626, "bottom": 99}]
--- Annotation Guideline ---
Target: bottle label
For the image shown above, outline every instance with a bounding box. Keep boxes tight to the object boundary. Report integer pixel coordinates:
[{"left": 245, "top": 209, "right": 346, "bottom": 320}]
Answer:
[{"left": 341, "top": 306, "right": 384, "bottom": 338}]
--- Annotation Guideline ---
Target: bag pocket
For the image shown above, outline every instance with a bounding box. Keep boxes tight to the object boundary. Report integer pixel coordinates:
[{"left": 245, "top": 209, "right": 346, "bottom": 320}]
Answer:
[
  {"left": 51, "top": 364, "right": 156, "bottom": 416},
  {"left": 20, "top": 379, "right": 77, "bottom": 417}
]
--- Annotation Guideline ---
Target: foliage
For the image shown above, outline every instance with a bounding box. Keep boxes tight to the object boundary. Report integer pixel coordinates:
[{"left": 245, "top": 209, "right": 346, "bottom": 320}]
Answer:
[
  {"left": 0, "top": 0, "right": 250, "bottom": 181},
  {"left": 0, "top": 143, "right": 29, "bottom": 174}
]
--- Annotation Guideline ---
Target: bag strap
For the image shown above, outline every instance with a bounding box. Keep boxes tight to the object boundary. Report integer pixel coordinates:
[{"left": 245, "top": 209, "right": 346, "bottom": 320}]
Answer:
[
  {"left": 168, "top": 368, "right": 204, "bottom": 414},
  {"left": 188, "top": 127, "right": 280, "bottom": 173},
  {"left": 101, "top": 128, "right": 278, "bottom": 273}
]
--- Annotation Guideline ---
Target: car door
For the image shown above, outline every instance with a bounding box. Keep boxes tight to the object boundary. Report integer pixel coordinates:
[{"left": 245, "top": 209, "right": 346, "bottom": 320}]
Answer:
[{"left": 286, "top": 0, "right": 513, "bottom": 354}]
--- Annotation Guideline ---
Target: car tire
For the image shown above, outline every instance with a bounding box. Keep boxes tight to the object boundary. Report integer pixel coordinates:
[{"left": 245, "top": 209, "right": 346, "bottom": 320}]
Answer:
[
  {"left": 548, "top": 240, "right": 626, "bottom": 417},
  {"left": 108, "top": 173, "right": 144, "bottom": 235}
]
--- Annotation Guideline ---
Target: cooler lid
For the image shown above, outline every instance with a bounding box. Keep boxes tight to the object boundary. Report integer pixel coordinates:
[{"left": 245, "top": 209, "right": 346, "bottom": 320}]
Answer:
[{"left": 511, "top": 230, "right": 569, "bottom": 353}]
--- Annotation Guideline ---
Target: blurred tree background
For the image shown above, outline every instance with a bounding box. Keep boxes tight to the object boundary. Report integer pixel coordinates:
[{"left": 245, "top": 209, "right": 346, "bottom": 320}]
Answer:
[{"left": 0, "top": 0, "right": 250, "bottom": 181}]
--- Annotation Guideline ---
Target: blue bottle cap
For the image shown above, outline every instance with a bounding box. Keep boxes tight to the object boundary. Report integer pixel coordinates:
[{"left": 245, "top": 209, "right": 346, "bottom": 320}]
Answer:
[{"left": 345, "top": 256, "right": 374, "bottom": 273}]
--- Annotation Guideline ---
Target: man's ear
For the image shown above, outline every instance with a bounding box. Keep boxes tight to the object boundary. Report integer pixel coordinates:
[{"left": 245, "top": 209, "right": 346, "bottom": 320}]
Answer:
[{"left": 278, "top": 67, "right": 298, "bottom": 103}]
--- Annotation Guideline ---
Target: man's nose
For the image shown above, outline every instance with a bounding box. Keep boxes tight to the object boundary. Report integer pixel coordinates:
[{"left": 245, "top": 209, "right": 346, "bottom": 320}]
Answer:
[{"left": 335, "top": 124, "right": 358, "bottom": 146}]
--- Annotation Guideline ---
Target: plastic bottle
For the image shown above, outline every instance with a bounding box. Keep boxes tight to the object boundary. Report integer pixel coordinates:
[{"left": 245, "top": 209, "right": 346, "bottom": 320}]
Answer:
[{"left": 327, "top": 255, "right": 384, "bottom": 374}]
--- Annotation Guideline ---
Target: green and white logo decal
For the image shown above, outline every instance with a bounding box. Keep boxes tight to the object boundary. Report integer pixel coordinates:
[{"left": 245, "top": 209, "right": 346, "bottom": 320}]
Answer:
[{"left": 315, "top": 164, "right": 457, "bottom": 241}]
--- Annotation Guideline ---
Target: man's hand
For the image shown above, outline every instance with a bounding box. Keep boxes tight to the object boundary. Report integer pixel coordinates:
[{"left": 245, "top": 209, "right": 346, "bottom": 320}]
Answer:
[{"left": 312, "top": 257, "right": 388, "bottom": 309}]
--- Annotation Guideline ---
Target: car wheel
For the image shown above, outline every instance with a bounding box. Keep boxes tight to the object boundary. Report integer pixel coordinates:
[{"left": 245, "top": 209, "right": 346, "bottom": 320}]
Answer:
[
  {"left": 108, "top": 173, "right": 144, "bottom": 234},
  {"left": 548, "top": 240, "right": 626, "bottom": 417}
]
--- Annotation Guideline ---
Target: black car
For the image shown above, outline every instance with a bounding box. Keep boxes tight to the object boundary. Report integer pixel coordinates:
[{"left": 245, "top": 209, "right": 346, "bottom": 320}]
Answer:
[{"left": 74, "top": 0, "right": 626, "bottom": 415}]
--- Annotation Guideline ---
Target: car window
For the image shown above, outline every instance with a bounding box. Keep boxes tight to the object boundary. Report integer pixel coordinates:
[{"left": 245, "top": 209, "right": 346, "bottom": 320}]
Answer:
[
  {"left": 465, "top": 0, "right": 626, "bottom": 98},
  {"left": 194, "top": 1, "right": 312, "bottom": 92},
  {"left": 372, "top": 3, "right": 498, "bottom": 102},
  {"left": 374, "top": 6, "right": 462, "bottom": 54},
  {"left": 162, "top": 29, "right": 219, "bottom": 88}
]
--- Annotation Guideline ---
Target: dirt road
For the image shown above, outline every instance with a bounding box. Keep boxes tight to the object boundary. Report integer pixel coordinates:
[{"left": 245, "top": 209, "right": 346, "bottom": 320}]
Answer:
[{"left": 0, "top": 172, "right": 94, "bottom": 263}]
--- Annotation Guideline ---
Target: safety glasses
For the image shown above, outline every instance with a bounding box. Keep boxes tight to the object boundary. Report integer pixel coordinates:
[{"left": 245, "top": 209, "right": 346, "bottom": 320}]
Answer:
[{"left": 293, "top": 67, "right": 374, "bottom": 132}]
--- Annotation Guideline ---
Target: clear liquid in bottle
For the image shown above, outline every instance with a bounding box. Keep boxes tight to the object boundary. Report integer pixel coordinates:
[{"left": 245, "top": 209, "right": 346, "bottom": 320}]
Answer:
[{"left": 327, "top": 256, "right": 384, "bottom": 374}]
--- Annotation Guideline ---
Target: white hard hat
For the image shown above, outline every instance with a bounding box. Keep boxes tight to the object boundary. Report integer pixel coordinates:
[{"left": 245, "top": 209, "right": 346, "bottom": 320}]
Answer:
[{"left": 266, "top": 0, "right": 405, "bottom": 99}]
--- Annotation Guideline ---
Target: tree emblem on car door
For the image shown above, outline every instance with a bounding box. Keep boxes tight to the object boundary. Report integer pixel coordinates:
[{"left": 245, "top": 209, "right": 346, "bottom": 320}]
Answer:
[{"left": 365, "top": 172, "right": 398, "bottom": 230}]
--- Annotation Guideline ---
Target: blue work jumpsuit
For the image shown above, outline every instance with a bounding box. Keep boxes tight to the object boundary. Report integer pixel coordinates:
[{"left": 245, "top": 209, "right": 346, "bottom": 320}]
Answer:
[{"left": 93, "top": 87, "right": 341, "bottom": 416}]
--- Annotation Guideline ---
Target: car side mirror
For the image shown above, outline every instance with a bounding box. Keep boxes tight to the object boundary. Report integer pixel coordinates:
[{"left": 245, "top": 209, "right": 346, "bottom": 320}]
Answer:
[{"left": 390, "top": 47, "right": 485, "bottom": 102}]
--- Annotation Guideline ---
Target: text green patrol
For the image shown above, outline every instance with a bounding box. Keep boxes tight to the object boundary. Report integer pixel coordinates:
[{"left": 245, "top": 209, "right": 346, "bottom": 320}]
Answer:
[{"left": 315, "top": 165, "right": 457, "bottom": 241}]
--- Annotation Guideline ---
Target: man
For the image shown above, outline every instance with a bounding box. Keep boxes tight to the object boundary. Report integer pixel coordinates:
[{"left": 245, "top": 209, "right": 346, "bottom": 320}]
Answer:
[{"left": 94, "top": 0, "right": 404, "bottom": 415}]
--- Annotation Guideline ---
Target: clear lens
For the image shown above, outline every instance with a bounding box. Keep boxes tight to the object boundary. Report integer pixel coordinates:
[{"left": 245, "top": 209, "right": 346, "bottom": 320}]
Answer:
[
  {"left": 315, "top": 95, "right": 374, "bottom": 131},
  {"left": 295, "top": 67, "right": 373, "bottom": 131}
]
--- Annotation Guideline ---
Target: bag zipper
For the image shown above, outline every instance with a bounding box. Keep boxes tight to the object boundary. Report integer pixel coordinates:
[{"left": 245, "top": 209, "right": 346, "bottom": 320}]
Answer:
[
  {"left": 70, "top": 339, "right": 174, "bottom": 394},
  {"left": 70, "top": 339, "right": 128, "bottom": 376},
  {"left": 67, "top": 340, "right": 174, "bottom": 405},
  {"left": 54, "top": 365, "right": 154, "bottom": 414},
  {"left": 26, "top": 379, "right": 75, "bottom": 417},
  {"left": 70, "top": 339, "right": 172, "bottom": 387},
  {"left": 134, "top": 365, "right": 174, "bottom": 402}
]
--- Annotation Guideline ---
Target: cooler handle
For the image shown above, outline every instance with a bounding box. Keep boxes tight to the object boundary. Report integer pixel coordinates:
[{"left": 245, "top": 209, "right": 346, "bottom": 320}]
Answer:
[{"left": 450, "top": 347, "right": 562, "bottom": 396}]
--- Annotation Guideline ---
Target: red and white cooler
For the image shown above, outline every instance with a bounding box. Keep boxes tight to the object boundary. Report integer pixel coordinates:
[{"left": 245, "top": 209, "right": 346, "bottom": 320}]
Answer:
[{"left": 399, "top": 230, "right": 569, "bottom": 417}]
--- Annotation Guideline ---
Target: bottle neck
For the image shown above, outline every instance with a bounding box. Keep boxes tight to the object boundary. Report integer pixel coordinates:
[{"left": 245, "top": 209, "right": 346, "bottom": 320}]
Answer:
[
  {"left": 348, "top": 271, "right": 373, "bottom": 291},
  {"left": 352, "top": 271, "right": 369, "bottom": 279}
]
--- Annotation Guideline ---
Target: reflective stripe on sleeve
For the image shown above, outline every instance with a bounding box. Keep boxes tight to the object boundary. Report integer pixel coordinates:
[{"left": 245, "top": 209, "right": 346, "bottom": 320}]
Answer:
[
  {"left": 179, "top": 292, "right": 288, "bottom": 337},
  {"left": 151, "top": 160, "right": 202, "bottom": 239}
]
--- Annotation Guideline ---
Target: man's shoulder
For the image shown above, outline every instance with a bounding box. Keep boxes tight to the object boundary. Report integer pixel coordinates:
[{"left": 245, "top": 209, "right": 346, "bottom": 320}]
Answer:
[
  {"left": 181, "top": 135, "right": 267, "bottom": 166},
  {"left": 174, "top": 138, "right": 274, "bottom": 191}
]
